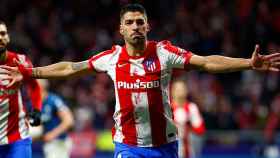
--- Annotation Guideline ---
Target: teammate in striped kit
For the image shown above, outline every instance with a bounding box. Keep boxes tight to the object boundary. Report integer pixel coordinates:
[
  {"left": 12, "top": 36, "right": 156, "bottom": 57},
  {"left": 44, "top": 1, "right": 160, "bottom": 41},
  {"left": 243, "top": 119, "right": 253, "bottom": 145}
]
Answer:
[
  {"left": 2, "top": 3, "right": 280, "bottom": 158},
  {"left": 171, "top": 78, "right": 205, "bottom": 158},
  {"left": 0, "top": 21, "right": 42, "bottom": 158}
]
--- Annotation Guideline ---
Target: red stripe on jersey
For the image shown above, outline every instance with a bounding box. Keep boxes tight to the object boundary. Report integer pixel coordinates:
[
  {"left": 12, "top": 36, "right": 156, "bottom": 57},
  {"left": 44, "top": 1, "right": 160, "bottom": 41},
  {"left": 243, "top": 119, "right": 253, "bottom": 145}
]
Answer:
[
  {"left": 111, "top": 126, "right": 116, "bottom": 141},
  {"left": 26, "top": 79, "right": 42, "bottom": 111},
  {"left": 143, "top": 53, "right": 167, "bottom": 146},
  {"left": 115, "top": 53, "right": 137, "bottom": 145},
  {"left": 88, "top": 46, "right": 116, "bottom": 71},
  {"left": 7, "top": 93, "right": 21, "bottom": 143}
]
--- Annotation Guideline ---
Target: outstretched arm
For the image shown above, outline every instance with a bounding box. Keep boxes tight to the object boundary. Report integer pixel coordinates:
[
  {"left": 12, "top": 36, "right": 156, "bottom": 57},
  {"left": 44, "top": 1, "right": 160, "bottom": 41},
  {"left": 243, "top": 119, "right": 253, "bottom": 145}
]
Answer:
[
  {"left": 28, "top": 60, "right": 92, "bottom": 79},
  {"left": 189, "top": 45, "right": 280, "bottom": 73},
  {"left": 0, "top": 60, "right": 92, "bottom": 87},
  {"left": 189, "top": 55, "right": 251, "bottom": 73}
]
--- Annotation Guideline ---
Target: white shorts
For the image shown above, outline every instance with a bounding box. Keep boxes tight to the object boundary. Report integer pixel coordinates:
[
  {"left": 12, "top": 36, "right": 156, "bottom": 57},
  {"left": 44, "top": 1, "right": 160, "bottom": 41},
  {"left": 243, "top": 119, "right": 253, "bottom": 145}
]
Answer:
[{"left": 43, "top": 137, "right": 72, "bottom": 158}]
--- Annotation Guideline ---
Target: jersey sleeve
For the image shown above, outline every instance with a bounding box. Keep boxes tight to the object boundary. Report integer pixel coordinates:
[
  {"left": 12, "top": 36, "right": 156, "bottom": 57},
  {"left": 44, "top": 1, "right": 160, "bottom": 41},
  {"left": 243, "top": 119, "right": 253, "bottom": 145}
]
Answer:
[
  {"left": 159, "top": 41, "right": 193, "bottom": 69},
  {"left": 17, "top": 54, "right": 42, "bottom": 111},
  {"left": 88, "top": 48, "right": 115, "bottom": 72},
  {"left": 188, "top": 103, "right": 205, "bottom": 135}
]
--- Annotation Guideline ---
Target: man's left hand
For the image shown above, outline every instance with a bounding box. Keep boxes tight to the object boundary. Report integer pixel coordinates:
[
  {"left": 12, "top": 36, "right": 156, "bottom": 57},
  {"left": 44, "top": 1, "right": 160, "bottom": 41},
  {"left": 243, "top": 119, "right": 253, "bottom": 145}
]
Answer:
[
  {"left": 251, "top": 44, "right": 280, "bottom": 71},
  {"left": 29, "top": 109, "right": 41, "bottom": 126}
]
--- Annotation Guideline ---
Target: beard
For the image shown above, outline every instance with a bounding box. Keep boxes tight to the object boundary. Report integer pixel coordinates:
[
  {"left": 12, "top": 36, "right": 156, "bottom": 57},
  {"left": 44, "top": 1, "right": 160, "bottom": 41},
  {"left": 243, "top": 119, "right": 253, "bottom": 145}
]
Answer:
[
  {"left": 0, "top": 47, "right": 6, "bottom": 54},
  {"left": 129, "top": 35, "right": 146, "bottom": 45}
]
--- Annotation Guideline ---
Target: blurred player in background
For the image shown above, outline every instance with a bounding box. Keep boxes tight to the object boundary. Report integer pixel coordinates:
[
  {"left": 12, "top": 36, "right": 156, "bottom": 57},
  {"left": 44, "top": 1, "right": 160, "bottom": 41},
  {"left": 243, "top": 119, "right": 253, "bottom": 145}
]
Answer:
[
  {"left": 35, "top": 79, "right": 74, "bottom": 158},
  {"left": 2, "top": 3, "right": 280, "bottom": 158},
  {"left": 0, "top": 21, "right": 42, "bottom": 158},
  {"left": 171, "top": 78, "right": 205, "bottom": 158},
  {"left": 263, "top": 94, "right": 280, "bottom": 158}
]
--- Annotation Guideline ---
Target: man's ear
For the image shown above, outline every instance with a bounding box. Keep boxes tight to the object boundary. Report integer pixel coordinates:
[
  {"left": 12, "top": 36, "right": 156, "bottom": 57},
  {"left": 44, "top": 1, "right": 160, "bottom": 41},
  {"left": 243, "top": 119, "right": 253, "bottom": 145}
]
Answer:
[
  {"left": 119, "top": 25, "right": 124, "bottom": 35},
  {"left": 147, "top": 23, "right": 151, "bottom": 32},
  {"left": 7, "top": 35, "right": 10, "bottom": 43}
]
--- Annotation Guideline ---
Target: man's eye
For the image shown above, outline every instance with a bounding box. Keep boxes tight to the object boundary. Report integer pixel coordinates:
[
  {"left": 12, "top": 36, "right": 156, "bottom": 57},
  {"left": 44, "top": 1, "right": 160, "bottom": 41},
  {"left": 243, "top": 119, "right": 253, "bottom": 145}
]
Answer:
[
  {"left": 136, "top": 20, "right": 144, "bottom": 25},
  {"left": 0, "top": 32, "right": 7, "bottom": 36},
  {"left": 125, "top": 20, "right": 133, "bottom": 25}
]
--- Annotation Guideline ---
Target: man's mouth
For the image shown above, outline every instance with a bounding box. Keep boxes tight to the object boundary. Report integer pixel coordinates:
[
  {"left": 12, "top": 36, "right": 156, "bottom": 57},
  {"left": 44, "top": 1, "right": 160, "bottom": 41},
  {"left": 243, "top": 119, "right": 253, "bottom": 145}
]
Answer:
[
  {"left": 132, "top": 33, "right": 144, "bottom": 39},
  {"left": 132, "top": 32, "right": 143, "bottom": 36},
  {"left": 0, "top": 47, "right": 6, "bottom": 54}
]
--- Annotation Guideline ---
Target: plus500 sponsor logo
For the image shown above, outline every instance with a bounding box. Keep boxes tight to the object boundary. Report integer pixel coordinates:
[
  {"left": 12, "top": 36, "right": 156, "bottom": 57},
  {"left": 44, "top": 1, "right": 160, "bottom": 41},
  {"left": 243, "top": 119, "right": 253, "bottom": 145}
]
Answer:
[{"left": 117, "top": 80, "right": 160, "bottom": 89}]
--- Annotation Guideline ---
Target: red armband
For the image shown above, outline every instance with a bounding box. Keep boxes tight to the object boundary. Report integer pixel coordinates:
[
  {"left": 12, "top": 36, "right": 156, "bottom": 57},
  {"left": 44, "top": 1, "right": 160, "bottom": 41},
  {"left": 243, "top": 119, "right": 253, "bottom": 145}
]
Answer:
[{"left": 18, "top": 64, "right": 33, "bottom": 80}]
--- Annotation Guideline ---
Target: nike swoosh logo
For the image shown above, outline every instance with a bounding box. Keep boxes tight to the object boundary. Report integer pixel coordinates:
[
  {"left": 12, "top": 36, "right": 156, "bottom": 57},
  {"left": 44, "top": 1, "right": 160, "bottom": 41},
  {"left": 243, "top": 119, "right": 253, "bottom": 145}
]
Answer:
[{"left": 117, "top": 63, "right": 127, "bottom": 68}]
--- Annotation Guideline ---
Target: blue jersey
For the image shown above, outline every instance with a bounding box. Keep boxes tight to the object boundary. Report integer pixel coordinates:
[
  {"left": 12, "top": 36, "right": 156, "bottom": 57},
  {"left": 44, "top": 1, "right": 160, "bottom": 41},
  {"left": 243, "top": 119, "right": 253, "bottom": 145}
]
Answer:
[{"left": 41, "top": 93, "right": 69, "bottom": 140}]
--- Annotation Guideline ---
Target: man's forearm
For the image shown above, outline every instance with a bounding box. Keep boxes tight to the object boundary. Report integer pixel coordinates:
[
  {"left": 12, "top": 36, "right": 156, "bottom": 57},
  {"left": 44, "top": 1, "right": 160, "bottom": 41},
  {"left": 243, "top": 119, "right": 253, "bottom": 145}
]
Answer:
[
  {"left": 204, "top": 55, "right": 252, "bottom": 73},
  {"left": 50, "top": 110, "right": 74, "bottom": 138},
  {"left": 31, "top": 62, "right": 74, "bottom": 79}
]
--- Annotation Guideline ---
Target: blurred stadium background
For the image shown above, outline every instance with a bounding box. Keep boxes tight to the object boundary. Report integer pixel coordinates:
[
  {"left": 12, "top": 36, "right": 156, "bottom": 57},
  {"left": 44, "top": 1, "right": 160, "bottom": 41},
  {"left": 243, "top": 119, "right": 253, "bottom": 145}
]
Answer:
[{"left": 1, "top": 0, "right": 280, "bottom": 157}]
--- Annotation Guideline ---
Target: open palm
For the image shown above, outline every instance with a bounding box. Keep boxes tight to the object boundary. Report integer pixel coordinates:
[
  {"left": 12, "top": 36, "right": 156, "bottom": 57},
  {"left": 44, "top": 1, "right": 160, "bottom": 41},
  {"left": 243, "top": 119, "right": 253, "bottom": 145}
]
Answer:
[
  {"left": 0, "top": 65, "right": 23, "bottom": 87},
  {"left": 251, "top": 44, "right": 280, "bottom": 71}
]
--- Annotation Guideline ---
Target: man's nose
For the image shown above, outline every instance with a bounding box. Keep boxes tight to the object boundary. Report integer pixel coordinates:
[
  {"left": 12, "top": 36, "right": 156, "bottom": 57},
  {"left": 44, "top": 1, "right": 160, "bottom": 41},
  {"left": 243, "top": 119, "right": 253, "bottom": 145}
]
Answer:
[{"left": 131, "top": 22, "right": 139, "bottom": 30}]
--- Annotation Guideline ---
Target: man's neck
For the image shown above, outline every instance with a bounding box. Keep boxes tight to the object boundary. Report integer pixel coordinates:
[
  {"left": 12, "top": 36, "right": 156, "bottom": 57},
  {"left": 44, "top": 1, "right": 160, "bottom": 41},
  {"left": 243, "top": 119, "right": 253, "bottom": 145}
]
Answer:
[
  {"left": 126, "top": 41, "right": 147, "bottom": 57},
  {"left": 172, "top": 97, "right": 186, "bottom": 107},
  {"left": 0, "top": 51, "right": 7, "bottom": 62}
]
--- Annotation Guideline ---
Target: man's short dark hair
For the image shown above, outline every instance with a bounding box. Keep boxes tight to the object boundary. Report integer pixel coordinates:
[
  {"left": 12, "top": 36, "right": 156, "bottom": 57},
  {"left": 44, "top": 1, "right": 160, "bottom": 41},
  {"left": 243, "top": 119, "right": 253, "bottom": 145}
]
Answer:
[{"left": 120, "top": 3, "right": 147, "bottom": 20}]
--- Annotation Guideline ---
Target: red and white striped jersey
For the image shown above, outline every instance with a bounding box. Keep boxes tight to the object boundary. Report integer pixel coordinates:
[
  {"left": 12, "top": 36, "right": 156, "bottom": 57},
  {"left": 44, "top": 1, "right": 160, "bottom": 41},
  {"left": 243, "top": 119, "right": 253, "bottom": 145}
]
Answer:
[
  {"left": 172, "top": 101, "right": 205, "bottom": 157},
  {"left": 0, "top": 51, "right": 40, "bottom": 145},
  {"left": 88, "top": 41, "right": 192, "bottom": 147},
  {"left": 172, "top": 101, "right": 205, "bottom": 135}
]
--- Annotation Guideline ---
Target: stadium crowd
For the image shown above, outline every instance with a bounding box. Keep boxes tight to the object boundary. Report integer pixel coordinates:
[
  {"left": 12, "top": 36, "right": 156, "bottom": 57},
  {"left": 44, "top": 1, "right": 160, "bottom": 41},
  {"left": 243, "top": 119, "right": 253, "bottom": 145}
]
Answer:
[{"left": 0, "top": 0, "right": 280, "bottom": 156}]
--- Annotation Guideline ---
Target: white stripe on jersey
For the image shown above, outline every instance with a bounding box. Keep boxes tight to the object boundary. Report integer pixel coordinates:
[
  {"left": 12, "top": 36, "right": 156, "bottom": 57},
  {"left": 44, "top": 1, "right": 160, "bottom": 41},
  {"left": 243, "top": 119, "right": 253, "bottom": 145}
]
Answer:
[
  {"left": 157, "top": 47, "right": 178, "bottom": 143},
  {"left": 111, "top": 46, "right": 124, "bottom": 143},
  {"left": 0, "top": 127, "right": 8, "bottom": 144},
  {"left": 188, "top": 103, "right": 203, "bottom": 127},
  {"left": 129, "top": 59, "right": 145, "bottom": 76},
  {"left": 113, "top": 92, "right": 124, "bottom": 143},
  {"left": 17, "top": 91, "right": 29, "bottom": 140},
  {"left": 0, "top": 99, "right": 9, "bottom": 144},
  {"left": 157, "top": 41, "right": 188, "bottom": 69},
  {"left": 131, "top": 92, "right": 152, "bottom": 146}
]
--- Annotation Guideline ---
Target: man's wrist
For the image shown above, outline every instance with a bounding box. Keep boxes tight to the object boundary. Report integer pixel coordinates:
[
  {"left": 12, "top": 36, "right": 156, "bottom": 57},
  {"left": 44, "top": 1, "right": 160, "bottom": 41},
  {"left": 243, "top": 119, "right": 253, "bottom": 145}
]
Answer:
[{"left": 247, "top": 59, "right": 254, "bottom": 70}]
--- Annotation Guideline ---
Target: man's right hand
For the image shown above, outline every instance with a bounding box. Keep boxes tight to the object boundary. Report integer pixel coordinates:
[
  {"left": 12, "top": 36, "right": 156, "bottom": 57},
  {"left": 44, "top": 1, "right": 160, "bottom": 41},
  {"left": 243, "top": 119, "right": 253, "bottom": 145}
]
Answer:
[{"left": 0, "top": 65, "right": 23, "bottom": 87}]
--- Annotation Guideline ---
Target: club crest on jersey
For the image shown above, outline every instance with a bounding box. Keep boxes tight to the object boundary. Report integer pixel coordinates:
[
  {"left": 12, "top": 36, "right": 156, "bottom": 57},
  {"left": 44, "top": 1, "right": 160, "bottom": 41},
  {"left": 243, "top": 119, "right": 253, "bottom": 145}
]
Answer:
[
  {"left": 17, "top": 55, "right": 29, "bottom": 67},
  {"left": 144, "top": 58, "right": 156, "bottom": 72}
]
